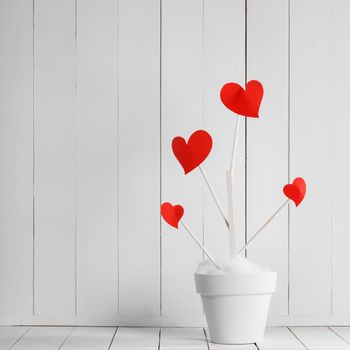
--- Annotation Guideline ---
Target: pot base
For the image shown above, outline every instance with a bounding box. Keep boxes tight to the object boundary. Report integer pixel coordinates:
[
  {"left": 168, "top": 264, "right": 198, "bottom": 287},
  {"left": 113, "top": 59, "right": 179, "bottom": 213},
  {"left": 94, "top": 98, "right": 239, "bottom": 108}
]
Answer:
[{"left": 195, "top": 272, "right": 277, "bottom": 344}]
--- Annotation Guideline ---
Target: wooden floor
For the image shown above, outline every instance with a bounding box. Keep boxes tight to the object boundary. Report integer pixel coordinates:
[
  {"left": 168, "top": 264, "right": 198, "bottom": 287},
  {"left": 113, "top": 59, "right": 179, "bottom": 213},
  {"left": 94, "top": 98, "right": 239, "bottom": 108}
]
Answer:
[{"left": 1, "top": 326, "right": 350, "bottom": 349}]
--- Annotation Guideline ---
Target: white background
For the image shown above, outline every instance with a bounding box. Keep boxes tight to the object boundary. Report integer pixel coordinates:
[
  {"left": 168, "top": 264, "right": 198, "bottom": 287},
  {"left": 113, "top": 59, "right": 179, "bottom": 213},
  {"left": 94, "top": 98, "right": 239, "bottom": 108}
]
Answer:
[{"left": 1, "top": 0, "right": 349, "bottom": 326}]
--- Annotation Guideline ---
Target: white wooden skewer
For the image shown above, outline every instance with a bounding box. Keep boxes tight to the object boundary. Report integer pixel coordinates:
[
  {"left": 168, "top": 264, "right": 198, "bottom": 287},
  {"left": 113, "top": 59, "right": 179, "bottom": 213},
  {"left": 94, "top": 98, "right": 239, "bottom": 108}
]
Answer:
[
  {"left": 229, "top": 117, "right": 241, "bottom": 172},
  {"left": 226, "top": 171, "right": 236, "bottom": 257},
  {"left": 199, "top": 165, "right": 229, "bottom": 228},
  {"left": 180, "top": 220, "right": 220, "bottom": 269},
  {"left": 237, "top": 199, "right": 290, "bottom": 254},
  {"left": 226, "top": 116, "right": 241, "bottom": 258}
]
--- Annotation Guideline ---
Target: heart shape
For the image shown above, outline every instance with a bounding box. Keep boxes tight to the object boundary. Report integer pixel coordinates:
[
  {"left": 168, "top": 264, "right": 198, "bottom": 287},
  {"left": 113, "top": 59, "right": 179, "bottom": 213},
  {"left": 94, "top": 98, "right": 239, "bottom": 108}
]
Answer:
[
  {"left": 220, "top": 80, "right": 264, "bottom": 118},
  {"left": 160, "top": 202, "right": 184, "bottom": 229},
  {"left": 283, "top": 177, "right": 306, "bottom": 207},
  {"left": 172, "top": 130, "right": 212, "bottom": 175}
]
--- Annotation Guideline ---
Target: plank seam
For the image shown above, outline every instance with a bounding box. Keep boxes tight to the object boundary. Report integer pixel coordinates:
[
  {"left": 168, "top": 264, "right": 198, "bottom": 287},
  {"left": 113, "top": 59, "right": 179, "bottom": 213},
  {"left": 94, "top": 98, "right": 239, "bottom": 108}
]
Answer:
[
  {"left": 201, "top": 0, "right": 205, "bottom": 262},
  {"left": 74, "top": 0, "right": 78, "bottom": 317},
  {"left": 203, "top": 328, "right": 210, "bottom": 350},
  {"left": 328, "top": 327, "right": 350, "bottom": 346},
  {"left": 116, "top": 0, "right": 120, "bottom": 318},
  {"left": 32, "top": 0, "right": 36, "bottom": 317},
  {"left": 287, "top": 0, "right": 291, "bottom": 317},
  {"left": 8, "top": 328, "right": 32, "bottom": 350},
  {"left": 159, "top": 0, "right": 163, "bottom": 317},
  {"left": 158, "top": 328, "right": 161, "bottom": 350},
  {"left": 107, "top": 327, "right": 119, "bottom": 350},
  {"left": 57, "top": 327, "right": 76, "bottom": 350},
  {"left": 287, "top": 327, "right": 309, "bottom": 349}
]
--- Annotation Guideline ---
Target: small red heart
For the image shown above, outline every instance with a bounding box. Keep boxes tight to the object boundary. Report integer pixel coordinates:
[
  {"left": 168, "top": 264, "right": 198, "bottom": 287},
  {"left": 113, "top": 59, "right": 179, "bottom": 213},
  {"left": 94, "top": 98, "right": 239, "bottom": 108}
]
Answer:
[
  {"left": 283, "top": 177, "right": 306, "bottom": 207},
  {"left": 161, "top": 202, "right": 184, "bottom": 229},
  {"left": 220, "top": 80, "right": 264, "bottom": 118},
  {"left": 172, "top": 130, "right": 212, "bottom": 175}
]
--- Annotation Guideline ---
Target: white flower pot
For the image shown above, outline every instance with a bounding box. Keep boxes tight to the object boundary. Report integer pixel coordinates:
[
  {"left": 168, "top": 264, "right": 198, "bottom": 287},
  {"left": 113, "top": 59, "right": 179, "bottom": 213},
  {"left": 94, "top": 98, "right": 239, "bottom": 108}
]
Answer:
[{"left": 195, "top": 271, "right": 277, "bottom": 344}]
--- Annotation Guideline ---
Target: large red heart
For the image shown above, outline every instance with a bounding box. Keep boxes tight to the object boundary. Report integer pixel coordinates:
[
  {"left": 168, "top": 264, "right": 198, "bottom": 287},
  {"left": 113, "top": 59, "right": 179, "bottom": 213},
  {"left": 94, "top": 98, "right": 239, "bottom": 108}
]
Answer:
[
  {"left": 283, "top": 177, "right": 306, "bottom": 207},
  {"left": 161, "top": 202, "right": 184, "bottom": 229},
  {"left": 220, "top": 80, "right": 264, "bottom": 118},
  {"left": 172, "top": 130, "right": 212, "bottom": 175}
]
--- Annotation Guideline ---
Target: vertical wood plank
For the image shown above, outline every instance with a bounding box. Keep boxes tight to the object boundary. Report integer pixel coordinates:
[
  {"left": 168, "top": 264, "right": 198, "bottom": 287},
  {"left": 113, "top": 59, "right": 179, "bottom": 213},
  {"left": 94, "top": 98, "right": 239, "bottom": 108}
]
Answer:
[
  {"left": 332, "top": 0, "right": 350, "bottom": 316},
  {"left": 110, "top": 327, "right": 160, "bottom": 349},
  {"left": 118, "top": 0, "right": 161, "bottom": 316},
  {"left": 246, "top": 0, "right": 289, "bottom": 316},
  {"left": 289, "top": 0, "right": 333, "bottom": 316},
  {"left": 0, "top": 0, "right": 33, "bottom": 324},
  {"left": 76, "top": 0, "right": 119, "bottom": 323},
  {"left": 34, "top": 0, "right": 76, "bottom": 318},
  {"left": 289, "top": 327, "right": 349, "bottom": 350},
  {"left": 60, "top": 327, "right": 116, "bottom": 349},
  {"left": 11, "top": 327, "right": 74, "bottom": 350},
  {"left": 161, "top": 0, "right": 204, "bottom": 322},
  {"left": 203, "top": 0, "right": 246, "bottom": 261}
]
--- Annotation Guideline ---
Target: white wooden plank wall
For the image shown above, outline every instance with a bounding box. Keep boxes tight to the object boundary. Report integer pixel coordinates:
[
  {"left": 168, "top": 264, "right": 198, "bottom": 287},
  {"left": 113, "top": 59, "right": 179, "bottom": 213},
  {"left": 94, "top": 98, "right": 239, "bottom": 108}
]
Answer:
[
  {"left": 289, "top": 0, "right": 333, "bottom": 317},
  {"left": 246, "top": 0, "right": 289, "bottom": 317},
  {"left": 0, "top": 0, "right": 33, "bottom": 324},
  {"left": 34, "top": 0, "right": 76, "bottom": 320},
  {"left": 161, "top": 0, "right": 204, "bottom": 324},
  {"left": 1, "top": 0, "right": 350, "bottom": 326}
]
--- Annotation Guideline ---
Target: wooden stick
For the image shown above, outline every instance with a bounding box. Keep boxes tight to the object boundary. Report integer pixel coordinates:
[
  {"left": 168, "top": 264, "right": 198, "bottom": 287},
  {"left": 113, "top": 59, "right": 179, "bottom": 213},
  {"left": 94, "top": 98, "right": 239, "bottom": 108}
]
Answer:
[
  {"left": 226, "top": 171, "right": 236, "bottom": 257},
  {"left": 237, "top": 199, "right": 290, "bottom": 254},
  {"left": 199, "top": 165, "right": 229, "bottom": 228},
  {"left": 180, "top": 220, "right": 220, "bottom": 268},
  {"left": 229, "top": 117, "right": 241, "bottom": 172}
]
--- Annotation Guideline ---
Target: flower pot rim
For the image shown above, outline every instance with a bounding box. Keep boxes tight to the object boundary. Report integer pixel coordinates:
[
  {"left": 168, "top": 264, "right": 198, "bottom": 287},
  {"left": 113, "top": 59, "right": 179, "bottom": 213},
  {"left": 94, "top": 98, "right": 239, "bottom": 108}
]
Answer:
[{"left": 194, "top": 271, "right": 277, "bottom": 296}]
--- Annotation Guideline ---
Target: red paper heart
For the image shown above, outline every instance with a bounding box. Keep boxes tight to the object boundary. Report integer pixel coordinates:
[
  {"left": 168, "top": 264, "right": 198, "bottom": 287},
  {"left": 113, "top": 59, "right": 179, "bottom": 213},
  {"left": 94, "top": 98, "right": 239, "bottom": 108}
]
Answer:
[
  {"left": 172, "top": 130, "right": 212, "bottom": 175},
  {"left": 283, "top": 177, "right": 306, "bottom": 207},
  {"left": 161, "top": 202, "right": 184, "bottom": 229},
  {"left": 220, "top": 80, "right": 264, "bottom": 118}
]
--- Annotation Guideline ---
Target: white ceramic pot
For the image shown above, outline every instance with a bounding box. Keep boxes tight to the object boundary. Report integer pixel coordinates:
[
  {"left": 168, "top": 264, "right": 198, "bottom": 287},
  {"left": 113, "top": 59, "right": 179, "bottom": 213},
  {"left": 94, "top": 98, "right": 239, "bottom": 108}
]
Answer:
[{"left": 195, "top": 271, "right": 277, "bottom": 344}]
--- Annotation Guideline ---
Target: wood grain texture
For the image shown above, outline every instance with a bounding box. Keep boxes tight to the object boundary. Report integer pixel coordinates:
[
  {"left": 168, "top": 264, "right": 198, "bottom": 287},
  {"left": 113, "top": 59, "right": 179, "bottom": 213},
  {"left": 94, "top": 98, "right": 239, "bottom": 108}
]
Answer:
[
  {"left": 289, "top": 0, "right": 333, "bottom": 316},
  {"left": 60, "top": 327, "right": 116, "bottom": 349},
  {"left": 160, "top": 328, "right": 207, "bottom": 350},
  {"left": 257, "top": 327, "right": 305, "bottom": 350},
  {"left": 290, "top": 327, "right": 350, "bottom": 349},
  {"left": 161, "top": 0, "right": 204, "bottom": 322},
  {"left": 11, "top": 327, "right": 74, "bottom": 350},
  {"left": 202, "top": 0, "right": 246, "bottom": 262},
  {"left": 330, "top": 327, "right": 350, "bottom": 345},
  {"left": 110, "top": 327, "right": 160, "bottom": 349},
  {"left": 76, "top": 0, "right": 118, "bottom": 323},
  {"left": 0, "top": 327, "right": 30, "bottom": 350},
  {"left": 2, "top": 0, "right": 350, "bottom": 327},
  {"left": 118, "top": 0, "right": 161, "bottom": 317},
  {"left": 34, "top": 0, "right": 76, "bottom": 317},
  {"left": 332, "top": 0, "right": 350, "bottom": 316},
  {"left": 246, "top": 0, "right": 289, "bottom": 316},
  {"left": 0, "top": 0, "right": 34, "bottom": 324}
]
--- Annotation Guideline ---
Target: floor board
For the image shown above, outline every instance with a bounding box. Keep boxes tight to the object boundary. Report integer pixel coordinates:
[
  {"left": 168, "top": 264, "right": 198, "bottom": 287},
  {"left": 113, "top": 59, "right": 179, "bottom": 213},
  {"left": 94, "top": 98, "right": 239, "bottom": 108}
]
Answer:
[
  {"left": 60, "top": 327, "right": 116, "bottom": 350},
  {"left": 330, "top": 327, "right": 350, "bottom": 345},
  {"left": 10, "top": 327, "right": 74, "bottom": 350},
  {"left": 109, "top": 327, "right": 160, "bottom": 349},
  {"left": 289, "top": 327, "right": 350, "bottom": 349},
  {"left": 257, "top": 327, "right": 306, "bottom": 350},
  {"left": 160, "top": 328, "right": 207, "bottom": 349},
  {"left": 0, "top": 327, "right": 30, "bottom": 350},
  {"left": 0, "top": 326, "right": 349, "bottom": 350}
]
